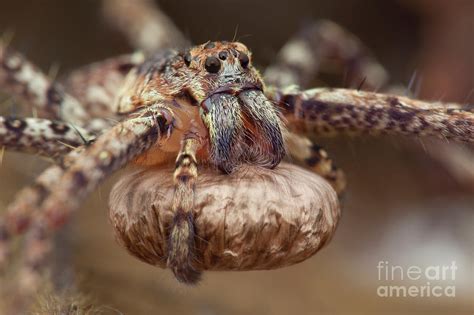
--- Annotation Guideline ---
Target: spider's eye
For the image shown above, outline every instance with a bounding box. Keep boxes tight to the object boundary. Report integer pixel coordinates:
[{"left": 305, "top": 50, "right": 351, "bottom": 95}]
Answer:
[
  {"left": 239, "top": 52, "right": 249, "bottom": 69},
  {"left": 204, "top": 42, "right": 216, "bottom": 49},
  {"left": 184, "top": 52, "right": 192, "bottom": 67},
  {"left": 205, "top": 56, "right": 221, "bottom": 73},
  {"left": 218, "top": 51, "right": 228, "bottom": 60}
]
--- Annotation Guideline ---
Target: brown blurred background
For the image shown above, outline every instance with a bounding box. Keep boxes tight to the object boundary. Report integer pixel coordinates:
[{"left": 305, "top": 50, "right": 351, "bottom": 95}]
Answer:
[{"left": 0, "top": 0, "right": 473, "bottom": 314}]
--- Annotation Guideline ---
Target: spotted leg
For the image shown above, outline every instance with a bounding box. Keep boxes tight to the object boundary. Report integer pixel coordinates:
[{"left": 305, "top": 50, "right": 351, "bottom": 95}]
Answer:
[
  {"left": 285, "top": 133, "right": 346, "bottom": 196},
  {"left": 0, "top": 117, "right": 92, "bottom": 267},
  {"left": 1, "top": 153, "right": 81, "bottom": 314},
  {"left": 265, "top": 22, "right": 474, "bottom": 188},
  {"left": 386, "top": 86, "right": 474, "bottom": 189},
  {"left": 167, "top": 136, "right": 202, "bottom": 284},
  {"left": 0, "top": 43, "right": 109, "bottom": 133},
  {"left": 273, "top": 88, "right": 474, "bottom": 143},
  {"left": 30, "top": 104, "right": 172, "bottom": 228},
  {"left": 0, "top": 148, "right": 83, "bottom": 269},
  {"left": 3, "top": 104, "right": 173, "bottom": 291},
  {"left": 265, "top": 20, "right": 388, "bottom": 196},
  {"left": 0, "top": 116, "right": 93, "bottom": 161},
  {"left": 102, "top": 0, "right": 188, "bottom": 54},
  {"left": 264, "top": 20, "right": 388, "bottom": 90}
]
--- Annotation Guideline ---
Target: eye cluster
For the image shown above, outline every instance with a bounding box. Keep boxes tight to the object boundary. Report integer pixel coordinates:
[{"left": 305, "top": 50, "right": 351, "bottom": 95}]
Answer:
[{"left": 183, "top": 42, "right": 250, "bottom": 74}]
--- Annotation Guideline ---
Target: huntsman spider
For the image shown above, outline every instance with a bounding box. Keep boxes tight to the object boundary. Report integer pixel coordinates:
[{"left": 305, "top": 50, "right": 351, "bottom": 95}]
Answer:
[{"left": 0, "top": 0, "right": 472, "bottom": 296}]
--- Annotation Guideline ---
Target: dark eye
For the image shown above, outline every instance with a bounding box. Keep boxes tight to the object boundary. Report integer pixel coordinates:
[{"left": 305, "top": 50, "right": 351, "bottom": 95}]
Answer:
[
  {"left": 205, "top": 56, "right": 221, "bottom": 73},
  {"left": 239, "top": 52, "right": 249, "bottom": 68},
  {"left": 204, "top": 42, "right": 216, "bottom": 49},
  {"left": 218, "top": 51, "right": 228, "bottom": 60},
  {"left": 184, "top": 52, "right": 192, "bottom": 67}
]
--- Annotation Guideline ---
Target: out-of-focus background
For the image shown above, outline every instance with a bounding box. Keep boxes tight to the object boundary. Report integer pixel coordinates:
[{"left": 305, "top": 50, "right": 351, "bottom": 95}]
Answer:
[{"left": 0, "top": 0, "right": 473, "bottom": 314}]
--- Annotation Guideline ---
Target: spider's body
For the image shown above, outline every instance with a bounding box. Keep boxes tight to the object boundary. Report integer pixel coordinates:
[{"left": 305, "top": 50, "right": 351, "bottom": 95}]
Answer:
[
  {"left": 108, "top": 41, "right": 287, "bottom": 282},
  {"left": 0, "top": 1, "right": 473, "bottom": 307}
]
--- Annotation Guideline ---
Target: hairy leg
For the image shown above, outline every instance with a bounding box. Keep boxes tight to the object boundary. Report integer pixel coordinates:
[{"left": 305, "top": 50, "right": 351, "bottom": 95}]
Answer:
[
  {"left": 0, "top": 43, "right": 109, "bottom": 133},
  {"left": 167, "top": 137, "right": 201, "bottom": 284},
  {"left": 0, "top": 117, "right": 92, "bottom": 267},
  {"left": 64, "top": 53, "right": 145, "bottom": 119},
  {"left": 0, "top": 148, "right": 83, "bottom": 267},
  {"left": 34, "top": 105, "right": 173, "bottom": 228},
  {"left": 264, "top": 20, "right": 388, "bottom": 90},
  {"left": 273, "top": 88, "right": 474, "bottom": 143},
  {"left": 0, "top": 116, "right": 93, "bottom": 160},
  {"left": 266, "top": 18, "right": 474, "bottom": 190},
  {"left": 386, "top": 85, "right": 474, "bottom": 189},
  {"left": 102, "top": 0, "right": 188, "bottom": 54},
  {"left": 0, "top": 44, "right": 86, "bottom": 125},
  {"left": 285, "top": 133, "right": 346, "bottom": 196},
  {"left": 1, "top": 104, "right": 173, "bottom": 290}
]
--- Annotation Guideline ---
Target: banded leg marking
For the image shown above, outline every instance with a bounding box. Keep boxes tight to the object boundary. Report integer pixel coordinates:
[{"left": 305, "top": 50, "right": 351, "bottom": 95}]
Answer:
[
  {"left": 0, "top": 44, "right": 91, "bottom": 127},
  {"left": 275, "top": 88, "right": 474, "bottom": 143},
  {"left": 167, "top": 137, "right": 201, "bottom": 284},
  {"left": 1, "top": 105, "right": 173, "bottom": 290},
  {"left": 286, "top": 133, "right": 346, "bottom": 196},
  {"left": 0, "top": 116, "right": 93, "bottom": 160}
]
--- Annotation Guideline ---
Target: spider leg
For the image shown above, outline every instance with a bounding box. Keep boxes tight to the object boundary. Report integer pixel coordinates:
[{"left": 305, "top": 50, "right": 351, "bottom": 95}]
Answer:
[
  {"left": 63, "top": 53, "right": 145, "bottom": 119},
  {"left": 0, "top": 116, "right": 90, "bottom": 264},
  {"left": 265, "top": 20, "right": 474, "bottom": 189},
  {"left": 0, "top": 149, "right": 82, "bottom": 268},
  {"left": 0, "top": 116, "right": 93, "bottom": 161},
  {"left": 102, "top": 0, "right": 189, "bottom": 54},
  {"left": 272, "top": 88, "right": 474, "bottom": 143},
  {"left": 0, "top": 44, "right": 111, "bottom": 135},
  {"left": 167, "top": 137, "right": 202, "bottom": 284},
  {"left": 286, "top": 133, "right": 346, "bottom": 196},
  {"left": 0, "top": 44, "right": 91, "bottom": 126},
  {"left": 264, "top": 20, "right": 388, "bottom": 90},
  {"left": 33, "top": 104, "right": 173, "bottom": 228},
  {"left": 0, "top": 116, "right": 93, "bottom": 252},
  {"left": 2, "top": 104, "right": 173, "bottom": 289},
  {"left": 386, "top": 86, "right": 474, "bottom": 189},
  {"left": 0, "top": 150, "right": 87, "bottom": 312}
]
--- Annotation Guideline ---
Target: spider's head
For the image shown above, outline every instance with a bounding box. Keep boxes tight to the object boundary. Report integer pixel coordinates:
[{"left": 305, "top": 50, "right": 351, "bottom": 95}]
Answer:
[
  {"left": 180, "top": 41, "right": 263, "bottom": 102},
  {"left": 180, "top": 41, "right": 286, "bottom": 173}
]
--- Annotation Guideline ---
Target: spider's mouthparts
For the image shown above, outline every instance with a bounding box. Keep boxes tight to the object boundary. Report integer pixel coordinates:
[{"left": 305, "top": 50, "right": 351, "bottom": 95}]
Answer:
[
  {"left": 202, "top": 92, "right": 242, "bottom": 173},
  {"left": 238, "top": 89, "right": 286, "bottom": 167},
  {"left": 201, "top": 90, "right": 286, "bottom": 173},
  {"left": 200, "top": 84, "right": 261, "bottom": 114}
]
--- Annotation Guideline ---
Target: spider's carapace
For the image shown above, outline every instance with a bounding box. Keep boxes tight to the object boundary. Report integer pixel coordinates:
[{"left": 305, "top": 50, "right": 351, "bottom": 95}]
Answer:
[{"left": 117, "top": 41, "right": 286, "bottom": 173}]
